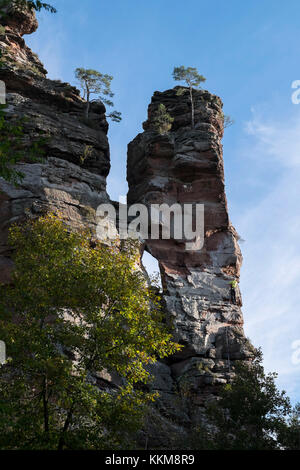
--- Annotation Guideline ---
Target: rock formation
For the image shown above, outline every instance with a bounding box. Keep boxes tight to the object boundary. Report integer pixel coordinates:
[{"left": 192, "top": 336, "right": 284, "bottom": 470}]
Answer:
[
  {"left": 0, "top": 5, "right": 254, "bottom": 448},
  {"left": 0, "top": 4, "right": 110, "bottom": 284},
  {"left": 127, "top": 88, "right": 254, "bottom": 442}
]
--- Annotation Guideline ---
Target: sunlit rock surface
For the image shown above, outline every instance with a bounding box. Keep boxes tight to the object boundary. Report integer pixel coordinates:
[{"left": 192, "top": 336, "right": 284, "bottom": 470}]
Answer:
[{"left": 127, "top": 88, "right": 254, "bottom": 445}]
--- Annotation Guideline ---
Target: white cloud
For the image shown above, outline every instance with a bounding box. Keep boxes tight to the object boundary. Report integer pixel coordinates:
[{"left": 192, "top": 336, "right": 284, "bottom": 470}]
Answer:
[{"left": 237, "top": 108, "right": 300, "bottom": 403}]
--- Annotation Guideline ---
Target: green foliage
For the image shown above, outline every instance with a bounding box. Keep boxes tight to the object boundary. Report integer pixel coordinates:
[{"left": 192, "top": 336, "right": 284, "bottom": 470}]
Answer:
[
  {"left": 219, "top": 111, "right": 234, "bottom": 129},
  {"left": 75, "top": 67, "right": 122, "bottom": 122},
  {"left": 175, "top": 87, "right": 187, "bottom": 97},
  {"left": 107, "top": 110, "right": 122, "bottom": 123},
  {"left": 79, "top": 144, "right": 93, "bottom": 165},
  {"left": 153, "top": 103, "right": 174, "bottom": 135},
  {"left": 0, "top": 104, "right": 46, "bottom": 185},
  {"left": 188, "top": 349, "right": 299, "bottom": 450},
  {"left": 0, "top": 214, "right": 180, "bottom": 449},
  {"left": 22, "top": 0, "right": 56, "bottom": 12},
  {"left": 0, "top": 48, "right": 9, "bottom": 67},
  {"left": 172, "top": 66, "right": 206, "bottom": 128}
]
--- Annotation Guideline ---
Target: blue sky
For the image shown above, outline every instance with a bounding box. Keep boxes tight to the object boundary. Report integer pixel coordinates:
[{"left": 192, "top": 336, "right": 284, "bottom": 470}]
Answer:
[{"left": 27, "top": 0, "right": 300, "bottom": 403}]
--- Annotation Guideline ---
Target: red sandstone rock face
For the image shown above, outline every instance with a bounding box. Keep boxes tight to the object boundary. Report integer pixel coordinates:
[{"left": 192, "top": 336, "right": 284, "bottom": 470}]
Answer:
[
  {"left": 127, "top": 88, "right": 254, "bottom": 433},
  {"left": 0, "top": 4, "right": 45, "bottom": 76}
]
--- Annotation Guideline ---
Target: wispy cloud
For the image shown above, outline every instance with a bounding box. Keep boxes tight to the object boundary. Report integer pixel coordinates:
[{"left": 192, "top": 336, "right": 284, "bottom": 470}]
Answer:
[
  {"left": 26, "top": 14, "right": 65, "bottom": 79},
  {"left": 237, "top": 108, "right": 300, "bottom": 403}
]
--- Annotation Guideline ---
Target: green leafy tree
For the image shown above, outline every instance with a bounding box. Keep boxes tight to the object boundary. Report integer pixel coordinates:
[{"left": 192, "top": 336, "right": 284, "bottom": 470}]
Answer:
[
  {"left": 153, "top": 103, "right": 174, "bottom": 135},
  {"left": 0, "top": 214, "right": 180, "bottom": 450},
  {"left": 172, "top": 66, "right": 206, "bottom": 128},
  {"left": 75, "top": 67, "right": 122, "bottom": 122},
  {"left": 188, "top": 349, "right": 296, "bottom": 450}
]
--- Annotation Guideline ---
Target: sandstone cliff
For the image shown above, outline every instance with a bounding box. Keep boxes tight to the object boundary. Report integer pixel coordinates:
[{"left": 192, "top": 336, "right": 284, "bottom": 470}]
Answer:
[{"left": 0, "top": 5, "right": 254, "bottom": 448}]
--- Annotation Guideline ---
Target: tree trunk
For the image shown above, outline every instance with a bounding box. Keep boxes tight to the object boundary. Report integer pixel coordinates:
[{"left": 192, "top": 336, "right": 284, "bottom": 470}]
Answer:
[
  {"left": 189, "top": 87, "right": 194, "bottom": 129},
  {"left": 85, "top": 89, "right": 90, "bottom": 119}
]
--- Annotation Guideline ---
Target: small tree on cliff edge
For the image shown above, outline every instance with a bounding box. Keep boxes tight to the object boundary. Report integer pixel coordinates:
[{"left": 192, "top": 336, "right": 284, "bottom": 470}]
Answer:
[
  {"left": 172, "top": 66, "right": 206, "bottom": 128},
  {"left": 75, "top": 68, "right": 122, "bottom": 122},
  {"left": 187, "top": 349, "right": 299, "bottom": 450},
  {"left": 222, "top": 112, "right": 235, "bottom": 129},
  {"left": 0, "top": 214, "right": 180, "bottom": 449}
]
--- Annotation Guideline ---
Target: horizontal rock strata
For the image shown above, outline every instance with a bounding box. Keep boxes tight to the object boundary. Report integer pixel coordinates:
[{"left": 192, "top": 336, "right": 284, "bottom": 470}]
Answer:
[
  {"left": 127, "top": 88, "right": 254, "bottom": 442},
  {"left": 0, "top": 5, "right": 110, "bottom": 284}
]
